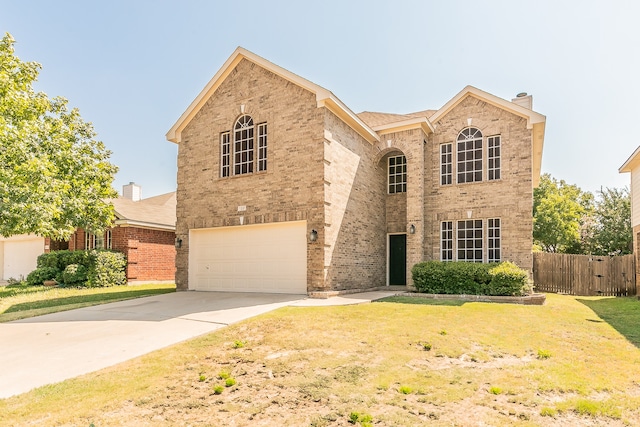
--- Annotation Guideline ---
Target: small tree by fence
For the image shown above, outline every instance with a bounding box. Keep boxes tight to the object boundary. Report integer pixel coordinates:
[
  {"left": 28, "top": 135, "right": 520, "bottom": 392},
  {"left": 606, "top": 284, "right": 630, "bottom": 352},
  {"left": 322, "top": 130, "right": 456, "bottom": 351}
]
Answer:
[{"left": 533, "top": 252, "right": 636, "bottom": 296}]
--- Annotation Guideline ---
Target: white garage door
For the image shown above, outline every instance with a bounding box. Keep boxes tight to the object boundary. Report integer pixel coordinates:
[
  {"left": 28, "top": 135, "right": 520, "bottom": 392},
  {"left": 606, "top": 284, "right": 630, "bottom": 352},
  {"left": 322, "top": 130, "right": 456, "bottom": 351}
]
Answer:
[
  {"left": 189, "top": 221, "right": 307, "bottom": 294},
  {"left": 1, "top": 237, "right": 44, "bottom": 280}
]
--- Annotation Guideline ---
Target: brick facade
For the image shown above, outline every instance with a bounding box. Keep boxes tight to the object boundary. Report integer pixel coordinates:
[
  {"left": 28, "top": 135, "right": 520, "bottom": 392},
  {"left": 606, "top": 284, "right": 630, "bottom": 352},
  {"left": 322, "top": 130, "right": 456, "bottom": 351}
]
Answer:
[
  {"left": 67, "top": 227, "right": 176, "bottom": 283},
  {"left": 169, "top": 48, "right": 544, "bottom": 294}
]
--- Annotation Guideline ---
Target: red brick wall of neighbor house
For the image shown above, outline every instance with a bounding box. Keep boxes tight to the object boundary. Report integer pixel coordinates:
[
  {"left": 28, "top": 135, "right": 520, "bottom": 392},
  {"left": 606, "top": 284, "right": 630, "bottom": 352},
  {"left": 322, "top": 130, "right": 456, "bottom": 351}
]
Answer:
[
  {"left": 112, "top": 227, "right": 176, "bottom": 282},
  {"left": 67, "top": 227, "right": 176, "bottom": 282}
]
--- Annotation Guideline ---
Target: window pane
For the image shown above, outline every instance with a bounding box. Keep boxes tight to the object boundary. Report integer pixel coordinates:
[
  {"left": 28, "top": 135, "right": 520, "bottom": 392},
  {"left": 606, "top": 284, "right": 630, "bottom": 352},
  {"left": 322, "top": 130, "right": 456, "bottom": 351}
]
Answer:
[{"left": 388, "top": 155, "right": 407, "bottom": 194}]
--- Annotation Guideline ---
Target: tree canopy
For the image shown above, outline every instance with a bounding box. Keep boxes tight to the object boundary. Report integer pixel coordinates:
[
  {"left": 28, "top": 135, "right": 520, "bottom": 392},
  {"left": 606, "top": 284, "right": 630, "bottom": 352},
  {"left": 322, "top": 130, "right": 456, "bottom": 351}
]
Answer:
[
  {"left": 0, "top": 33, "right": 118, "bottom": 240},
  {"left": 581, "top": 187, "right": 632, "bottom": 256},
  {"left": 533, "top": 174, "right": 631, "bottom": 256},
  {"left": 533, "top": 174, "right": 593, "bottom": 253}
]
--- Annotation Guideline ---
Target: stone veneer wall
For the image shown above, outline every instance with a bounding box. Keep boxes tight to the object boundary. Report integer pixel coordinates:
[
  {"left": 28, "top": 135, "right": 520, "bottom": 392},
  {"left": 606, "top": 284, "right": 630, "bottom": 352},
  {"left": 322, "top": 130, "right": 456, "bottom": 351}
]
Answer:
[
  {"left": 425, "top": 96, "right": 534, "bottom": 271},
  {"left": 174, "top": 59, "right": 325, "bottom": 291}
]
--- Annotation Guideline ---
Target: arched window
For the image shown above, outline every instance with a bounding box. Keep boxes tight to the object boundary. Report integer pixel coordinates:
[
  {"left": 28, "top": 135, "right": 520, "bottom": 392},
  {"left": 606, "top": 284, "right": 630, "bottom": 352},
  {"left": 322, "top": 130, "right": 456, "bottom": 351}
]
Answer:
[
  {"left": 220, "top": 115, "right": 268, "bottom": 177},
  {"left": 234, "top": 115, "right": 254, "bottom": 175},
  {"left": 457, "top": 127, "right": 483, "bottom": 183}
]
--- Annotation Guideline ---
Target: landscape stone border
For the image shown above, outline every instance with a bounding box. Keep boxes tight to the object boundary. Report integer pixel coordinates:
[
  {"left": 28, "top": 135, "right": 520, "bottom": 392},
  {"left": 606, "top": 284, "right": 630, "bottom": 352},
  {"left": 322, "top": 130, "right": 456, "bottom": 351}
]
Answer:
[{"left": 391, "top": 292, "right": 547, "bottom": 305}]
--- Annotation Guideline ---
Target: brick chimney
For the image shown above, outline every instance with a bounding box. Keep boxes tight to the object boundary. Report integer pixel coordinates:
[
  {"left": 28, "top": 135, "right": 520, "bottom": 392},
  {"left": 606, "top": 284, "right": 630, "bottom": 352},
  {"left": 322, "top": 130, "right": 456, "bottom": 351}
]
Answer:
[
  {"left": 511, "top": 92, "right": 533, "bottom": 110},
  {"left": 123, "top": 182, "right": 141, "bottom": 201}
]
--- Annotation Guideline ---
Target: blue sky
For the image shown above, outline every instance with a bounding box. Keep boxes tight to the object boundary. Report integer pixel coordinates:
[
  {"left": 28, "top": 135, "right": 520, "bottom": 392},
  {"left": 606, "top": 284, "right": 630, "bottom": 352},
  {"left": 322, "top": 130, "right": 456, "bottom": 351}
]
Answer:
[{"left": 2, "top": 0, "right": 638, "bottom": 198}]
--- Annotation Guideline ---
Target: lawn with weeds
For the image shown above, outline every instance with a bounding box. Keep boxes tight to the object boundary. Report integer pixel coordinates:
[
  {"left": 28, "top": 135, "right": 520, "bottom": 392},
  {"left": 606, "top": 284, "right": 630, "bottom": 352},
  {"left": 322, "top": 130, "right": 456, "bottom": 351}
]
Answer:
[
  {"left": 1, "top": 294, "right": 639, "bottom": 426},
  {"left": 0, "top": 283, "right": 176, "bottom": 322}
]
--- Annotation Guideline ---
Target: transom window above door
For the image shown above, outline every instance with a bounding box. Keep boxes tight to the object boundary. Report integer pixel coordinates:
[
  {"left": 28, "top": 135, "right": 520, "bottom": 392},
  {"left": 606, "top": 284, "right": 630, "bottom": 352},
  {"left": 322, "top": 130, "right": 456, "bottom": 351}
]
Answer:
[
  {"left": 220, "top": 114, "right": 267, "bottom": 177},
  {"left": 388, "top": 155, "right": 407, "bottom": 194}
]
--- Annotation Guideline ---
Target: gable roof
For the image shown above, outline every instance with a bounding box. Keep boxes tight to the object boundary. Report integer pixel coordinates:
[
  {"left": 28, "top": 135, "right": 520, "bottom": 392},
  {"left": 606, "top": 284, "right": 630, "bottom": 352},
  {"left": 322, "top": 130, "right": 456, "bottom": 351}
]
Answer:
[
  {"left": 166, "top": 47, "right": 379, "bottom": 145},
  {"left": 111, "top": 192, "right": 176, "bottom": 231},
  {"left": 363, "top": 86, "right": 546, "bottom": 186},
  {"left": 431, "top": 85, "right": 546, "bottom": 187},
  {"left": 619, "top": 145, "right": 640, "bottom": 173}
]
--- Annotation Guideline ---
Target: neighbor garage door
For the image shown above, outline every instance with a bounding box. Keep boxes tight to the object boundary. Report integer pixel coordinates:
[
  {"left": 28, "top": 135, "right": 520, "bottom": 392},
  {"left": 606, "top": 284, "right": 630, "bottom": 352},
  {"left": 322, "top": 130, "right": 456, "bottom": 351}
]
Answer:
[
  {"left": 189, "top": 221, "right": 307, "bottom": 294},
  {"left": 1, "top": 236, "right": 44, "bottom": 280}
]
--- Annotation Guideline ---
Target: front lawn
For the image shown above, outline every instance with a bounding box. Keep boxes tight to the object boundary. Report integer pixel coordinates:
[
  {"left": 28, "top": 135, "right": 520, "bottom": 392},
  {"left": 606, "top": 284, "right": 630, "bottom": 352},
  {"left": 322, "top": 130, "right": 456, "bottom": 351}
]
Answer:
[
  {"left": 0, "top": 283, "right": 176, "bottom": 322},
  {"left": 1, "top": 294, "right": 639, "bottom": 426}
]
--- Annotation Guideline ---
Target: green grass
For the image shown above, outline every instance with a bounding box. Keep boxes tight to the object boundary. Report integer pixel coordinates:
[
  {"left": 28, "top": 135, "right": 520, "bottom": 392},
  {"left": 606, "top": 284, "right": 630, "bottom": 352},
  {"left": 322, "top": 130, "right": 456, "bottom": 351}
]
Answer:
[
  {"left": 577, "top": 296, "right": 640, "bottom": 347},
  {"left": 0, "top": 283, "right": 176, "bottom": 322},
  {"left": 0, "top": 293, "right": 639, "bottom": 426}
]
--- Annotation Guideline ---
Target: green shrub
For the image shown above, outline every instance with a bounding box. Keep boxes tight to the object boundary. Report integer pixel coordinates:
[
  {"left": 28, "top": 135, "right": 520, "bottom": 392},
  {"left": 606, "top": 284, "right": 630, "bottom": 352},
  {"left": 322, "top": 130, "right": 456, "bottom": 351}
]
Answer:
[
  {"left": 412, "top": 261, "right": 530, "bottom": 296},
  {"left": 29, "top": 249, "right": 126, "bottom": 288},
  {"left": 36, "top": 250, "right": 89, "bottom": 272},
  {"left": 488, "top": 261, "right": 531, "bottom": 295},
  {"left": 86, "top": 250, "right": 126, "bottom": 287},
  {"left": 62, "top": 264, "right": 88, "bottom": 286},
  {"left": 26, "top": 266, "right": 60, "bottom": 286}
]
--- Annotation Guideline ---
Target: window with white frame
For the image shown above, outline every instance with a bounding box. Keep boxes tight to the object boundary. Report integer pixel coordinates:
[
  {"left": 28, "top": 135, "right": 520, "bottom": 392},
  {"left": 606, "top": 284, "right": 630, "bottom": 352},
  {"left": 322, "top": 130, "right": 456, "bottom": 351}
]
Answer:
[
  {"left": 487, "top": 135, "right": 501, "bottom": 180},
  {"left": 234, "top": 115, "right": 254, "bottom": 175},
  {"left": 440, "top": 143, "right": 452, "bottom": 185},
  {"left": 95, "top": 233, "right": 105, "bottom": 249},
  {"left": 221, "top": 115, "right": 268, "bottom": 177},
  {"left": 488, "top": 218, "right": 501, "bottom": 262},
  {"left": 105, "top": 229, "right": 112, "bottom": 250},
  {"left": 85, "top": 232, "right": 96, "bottom": 250},
  {"left": 457, "top": 219, "right": 483, "bottom": 262},
  {"left": 388, "top": 155, "right": 407, "bottom": 194},
  {"left": 220, "top": 131, "right": 230, "bottom": 177},
  {"left": 257, "top": 123, "right": 267, "bottom": 172},
  {"left": 457, "top": 127, "right": 483, "bottom": 183},
  {"left": 441, "top": 221, "right": 453, "bottom": 261}
]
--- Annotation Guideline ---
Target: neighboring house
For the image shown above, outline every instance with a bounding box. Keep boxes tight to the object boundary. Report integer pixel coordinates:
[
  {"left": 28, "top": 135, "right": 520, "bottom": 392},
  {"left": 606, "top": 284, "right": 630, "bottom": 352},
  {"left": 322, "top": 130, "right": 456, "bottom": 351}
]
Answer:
[
  {"left": 166, "top": 47, "right": 546, "bottom": 296},
  {"left": 0, "top": 234, "right": 46, "bottom": 281},
  {"left": 619, "top": 146, "right": 640, "bottom": 284},
  {"left": 67, "top": 183, "right": 177, "bottom": 283},
  {"left": 1, "top": 183, "right": 176, "bottom": 283}
]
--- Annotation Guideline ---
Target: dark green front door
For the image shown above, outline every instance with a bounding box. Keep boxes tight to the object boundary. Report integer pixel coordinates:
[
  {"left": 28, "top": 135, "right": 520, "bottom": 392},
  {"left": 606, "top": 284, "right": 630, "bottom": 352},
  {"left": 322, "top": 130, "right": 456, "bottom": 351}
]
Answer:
[{"left": 389, "top": 234, "right": 407, "bottom": 285}]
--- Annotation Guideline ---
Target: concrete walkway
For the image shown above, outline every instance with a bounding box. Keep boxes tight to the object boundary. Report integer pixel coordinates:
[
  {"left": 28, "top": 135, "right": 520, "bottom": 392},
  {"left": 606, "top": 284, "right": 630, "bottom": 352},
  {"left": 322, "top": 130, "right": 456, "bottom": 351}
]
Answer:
[{"left": 0, "top": 290, "right": 397, "bottom": 399}]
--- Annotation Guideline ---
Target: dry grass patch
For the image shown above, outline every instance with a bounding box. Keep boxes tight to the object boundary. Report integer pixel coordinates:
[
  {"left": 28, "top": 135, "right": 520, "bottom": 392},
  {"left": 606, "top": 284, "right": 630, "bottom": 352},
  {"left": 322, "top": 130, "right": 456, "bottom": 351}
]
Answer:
[{"left": 1, "top": 294, "right": 639, "bottom": 426}]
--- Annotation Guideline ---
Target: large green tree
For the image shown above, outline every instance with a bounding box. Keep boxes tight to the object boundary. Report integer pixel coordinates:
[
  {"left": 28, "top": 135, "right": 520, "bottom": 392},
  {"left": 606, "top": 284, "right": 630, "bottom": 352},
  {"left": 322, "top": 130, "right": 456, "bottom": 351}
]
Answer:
[
  {"left": 0, "top": 33, "right": 117, "bottom": 240},
  {"left": 581, "top": 187, "right": 632, "bottom": 256},
  {"left": 533, "top": 174, "right": 593, "bottom": 253}
]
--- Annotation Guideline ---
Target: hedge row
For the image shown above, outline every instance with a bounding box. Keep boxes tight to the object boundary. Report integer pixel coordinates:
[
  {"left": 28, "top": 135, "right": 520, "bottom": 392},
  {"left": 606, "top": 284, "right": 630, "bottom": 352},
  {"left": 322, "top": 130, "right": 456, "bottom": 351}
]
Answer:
[
  {"left": 26, "top": 250, "right": 127, "bottom": 287},
  {"left": 411, "top": 261, "right": 532, "bottom": 296}
]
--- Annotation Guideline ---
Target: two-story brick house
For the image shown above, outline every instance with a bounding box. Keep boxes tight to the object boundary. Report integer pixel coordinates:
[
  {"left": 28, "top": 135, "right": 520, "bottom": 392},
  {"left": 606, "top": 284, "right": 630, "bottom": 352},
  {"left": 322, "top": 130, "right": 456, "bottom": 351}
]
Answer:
[{"left": 167, "top": 47, "right": 545, "bottom": 296}]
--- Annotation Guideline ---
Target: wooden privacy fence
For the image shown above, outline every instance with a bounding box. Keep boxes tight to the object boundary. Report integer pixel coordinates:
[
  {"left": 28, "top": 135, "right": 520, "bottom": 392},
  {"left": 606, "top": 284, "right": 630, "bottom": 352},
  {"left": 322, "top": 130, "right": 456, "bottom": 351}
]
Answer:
[{"left": 533, "top": 252, "right": 636, "bottom": 296}]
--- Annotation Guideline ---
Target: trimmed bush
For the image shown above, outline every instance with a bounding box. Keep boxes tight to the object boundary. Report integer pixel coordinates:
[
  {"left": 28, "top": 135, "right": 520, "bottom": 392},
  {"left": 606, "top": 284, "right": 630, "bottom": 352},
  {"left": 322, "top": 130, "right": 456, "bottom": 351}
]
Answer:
[
  {"left": 488, "top": 261, "right": 531, "bottom": 296},
  {"left": 28, "top": 249, "right": 126, "bottom": 287},
  {"left": 86, "top": 250, "right": 126, "bottom": 287},
  {"left": 412, "top": 261, "right": 531, "bottom": 296},
  {"left": 62, "top": 264, "right": 88, "bottom": 286},
  {"left": 26, "top": 266, "right": 60, "bottom": 286},
  {"left": 36, "top": 250, "right": 89, "bottom": 282}
]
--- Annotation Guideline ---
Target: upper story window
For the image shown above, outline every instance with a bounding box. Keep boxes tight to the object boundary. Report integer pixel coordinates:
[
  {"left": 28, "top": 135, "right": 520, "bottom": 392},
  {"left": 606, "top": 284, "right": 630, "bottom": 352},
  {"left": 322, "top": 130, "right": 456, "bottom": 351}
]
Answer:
[
  {"left": 221, "top": 115, "right": 268, "bottom": 178},
  {"left": 487, "top": 135, "right": 501, "bottom": 180},
  {"left": 440, "top": 143, "right": 452, "bottom": 185},
  {"left": 457, "top": 127, "right": 483, "bottom": 183},
  {"left": 388, "top": 155, "right": 407, "bottom": 194}
]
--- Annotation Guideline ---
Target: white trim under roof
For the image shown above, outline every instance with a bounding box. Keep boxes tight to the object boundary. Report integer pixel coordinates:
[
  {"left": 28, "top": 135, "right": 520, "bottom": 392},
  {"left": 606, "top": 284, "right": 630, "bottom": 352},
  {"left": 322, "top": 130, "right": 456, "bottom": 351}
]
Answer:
[
  {"left": 619, "top": 145, "right": 640, "bottom": 173},
  {"left": 166, "top": 47, "right": 379, "bottom": 145},
  {"left": 113, "top": 219, "right": 175, "bottom": 231},
  {"left": 372, "top": 116, "right": 435, "bottom": 135}
]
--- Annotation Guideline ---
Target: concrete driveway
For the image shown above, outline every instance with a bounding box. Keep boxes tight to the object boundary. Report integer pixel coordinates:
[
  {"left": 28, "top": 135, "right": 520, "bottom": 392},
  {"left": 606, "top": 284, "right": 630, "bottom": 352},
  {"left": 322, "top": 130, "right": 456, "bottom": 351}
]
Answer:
[{"left": 0, "top": 290, "right": 397, "bottom": 399}]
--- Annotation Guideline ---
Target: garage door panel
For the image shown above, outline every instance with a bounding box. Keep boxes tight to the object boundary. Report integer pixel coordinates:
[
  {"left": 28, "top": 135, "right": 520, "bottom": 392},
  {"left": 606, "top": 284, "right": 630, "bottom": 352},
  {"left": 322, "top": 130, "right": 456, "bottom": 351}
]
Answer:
[{"left": 189, "top": 221, "right": 307, "bottom": 294}]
